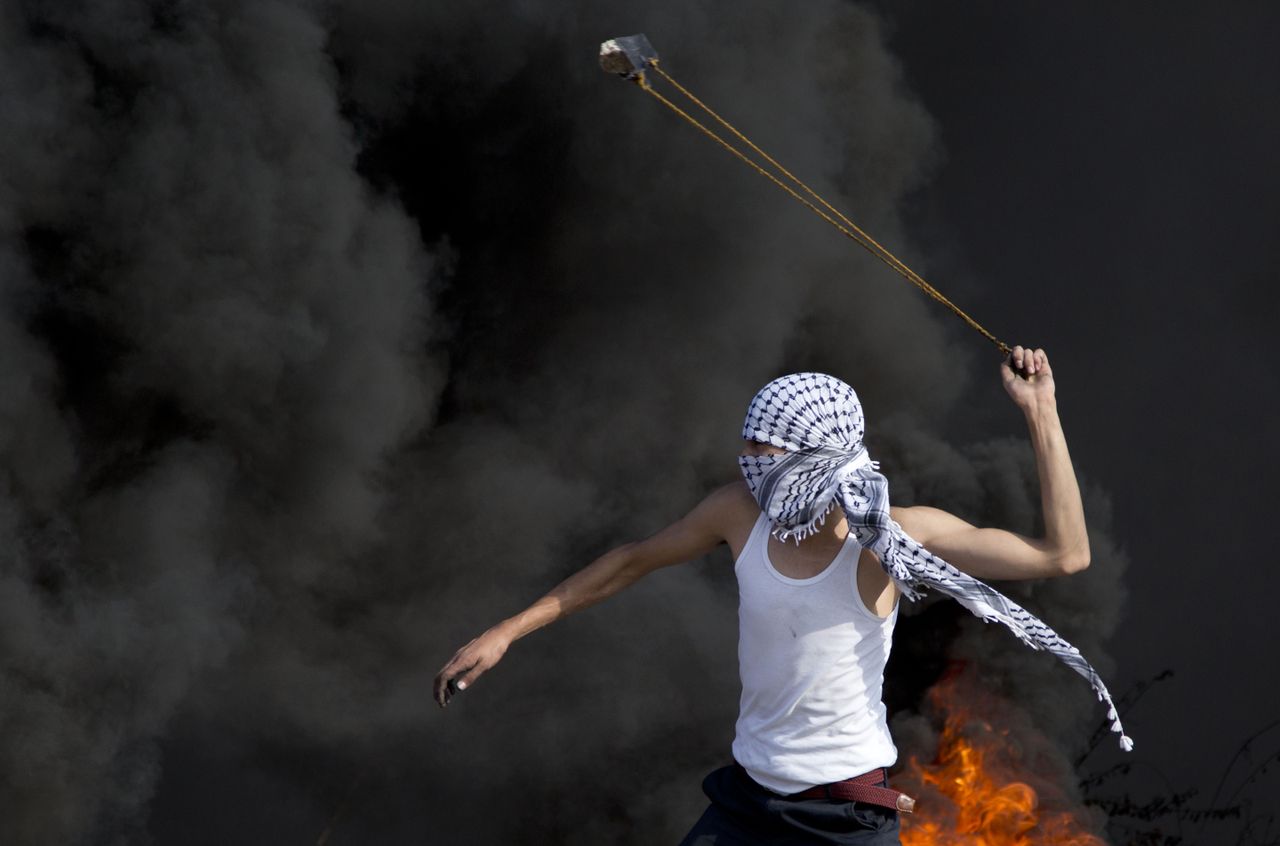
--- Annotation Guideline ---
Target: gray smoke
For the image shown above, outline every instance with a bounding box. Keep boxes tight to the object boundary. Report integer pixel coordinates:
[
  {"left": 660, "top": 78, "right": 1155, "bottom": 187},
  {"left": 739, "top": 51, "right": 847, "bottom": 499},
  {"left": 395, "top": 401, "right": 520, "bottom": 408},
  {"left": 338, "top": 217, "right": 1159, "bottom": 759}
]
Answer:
[{"left": 0, "top": 1, "right": 1126, "bottom": 843}]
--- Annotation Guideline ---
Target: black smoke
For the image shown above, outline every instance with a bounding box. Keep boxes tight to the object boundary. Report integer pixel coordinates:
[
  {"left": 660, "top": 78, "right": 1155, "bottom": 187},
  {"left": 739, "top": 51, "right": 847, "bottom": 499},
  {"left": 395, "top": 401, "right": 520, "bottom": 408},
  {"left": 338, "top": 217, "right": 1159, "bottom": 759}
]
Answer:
[{"left": 0, "top": 1, "right": 1127, "bottom": 843}]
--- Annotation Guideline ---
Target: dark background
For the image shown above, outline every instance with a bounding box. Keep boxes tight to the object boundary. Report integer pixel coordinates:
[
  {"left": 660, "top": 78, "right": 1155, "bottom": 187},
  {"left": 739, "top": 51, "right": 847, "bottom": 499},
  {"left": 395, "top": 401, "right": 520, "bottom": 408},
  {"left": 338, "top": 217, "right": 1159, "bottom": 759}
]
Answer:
[
  {"left": 1, "top": 2, "right": 1275, "bottom": 844},
  {"left": 864, "top": 0, "right": 1280, "bottom": 821}
]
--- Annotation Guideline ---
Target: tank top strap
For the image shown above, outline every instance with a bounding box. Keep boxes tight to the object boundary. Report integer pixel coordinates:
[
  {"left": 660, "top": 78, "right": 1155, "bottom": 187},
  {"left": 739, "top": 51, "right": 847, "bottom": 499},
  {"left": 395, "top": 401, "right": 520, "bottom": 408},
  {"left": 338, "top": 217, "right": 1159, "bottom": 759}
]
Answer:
[{"left": 735, "top": 510, "right": 771, "bottom": 570}]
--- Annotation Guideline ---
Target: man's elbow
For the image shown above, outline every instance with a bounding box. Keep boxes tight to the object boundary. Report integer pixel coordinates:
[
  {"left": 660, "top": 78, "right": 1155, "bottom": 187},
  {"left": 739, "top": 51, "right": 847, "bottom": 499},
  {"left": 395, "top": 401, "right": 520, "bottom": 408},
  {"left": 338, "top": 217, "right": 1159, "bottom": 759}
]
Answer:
[{"left": 1059, "top": 551, "right": 1091, "bottom": 575}]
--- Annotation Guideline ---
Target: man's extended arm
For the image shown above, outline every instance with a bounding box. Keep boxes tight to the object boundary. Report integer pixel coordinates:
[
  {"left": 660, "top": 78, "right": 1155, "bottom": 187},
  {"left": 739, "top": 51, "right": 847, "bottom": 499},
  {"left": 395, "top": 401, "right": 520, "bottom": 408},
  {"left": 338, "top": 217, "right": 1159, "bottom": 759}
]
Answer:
[
  {"left": 432, "top": 483, "right": 742, "bottom": 707},
  {"left": 899, "top": 345, "right": 1091, "bottom": 580}
]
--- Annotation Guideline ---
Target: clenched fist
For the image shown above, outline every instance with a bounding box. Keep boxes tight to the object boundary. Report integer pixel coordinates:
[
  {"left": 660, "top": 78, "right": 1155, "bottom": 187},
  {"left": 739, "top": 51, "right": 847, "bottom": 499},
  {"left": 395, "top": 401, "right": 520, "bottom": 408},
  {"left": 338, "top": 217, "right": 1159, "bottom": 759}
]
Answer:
[{"left": 1001, "top": 344, "right": 1055, "bottom": 410}]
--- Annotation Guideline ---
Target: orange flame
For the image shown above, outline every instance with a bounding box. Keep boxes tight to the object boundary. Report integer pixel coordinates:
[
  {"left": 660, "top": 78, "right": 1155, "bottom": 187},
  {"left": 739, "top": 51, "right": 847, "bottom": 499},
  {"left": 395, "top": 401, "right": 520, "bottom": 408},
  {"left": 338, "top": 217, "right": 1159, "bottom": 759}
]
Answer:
[{"left": 898, "top": 674, "right": 1107, "bottom": 846}]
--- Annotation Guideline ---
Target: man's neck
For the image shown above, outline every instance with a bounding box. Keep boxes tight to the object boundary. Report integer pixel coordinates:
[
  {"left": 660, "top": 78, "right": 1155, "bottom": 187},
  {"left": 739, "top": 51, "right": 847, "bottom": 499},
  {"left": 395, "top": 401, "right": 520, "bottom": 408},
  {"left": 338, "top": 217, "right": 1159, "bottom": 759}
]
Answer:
[{"left": 804, "top": 506, "right": 849, "bottom": 546}]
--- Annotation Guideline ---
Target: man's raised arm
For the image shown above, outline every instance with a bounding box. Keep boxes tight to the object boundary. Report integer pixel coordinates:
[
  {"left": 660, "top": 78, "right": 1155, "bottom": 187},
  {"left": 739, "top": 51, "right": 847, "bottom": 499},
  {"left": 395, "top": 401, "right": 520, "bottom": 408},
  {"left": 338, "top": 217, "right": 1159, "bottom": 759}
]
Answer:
[
  {"left": 899, "top": 345, "right": 1091, "bottom": 581},
  {"left": 432, "top": 483, "right": 742, "bottom": 707}
]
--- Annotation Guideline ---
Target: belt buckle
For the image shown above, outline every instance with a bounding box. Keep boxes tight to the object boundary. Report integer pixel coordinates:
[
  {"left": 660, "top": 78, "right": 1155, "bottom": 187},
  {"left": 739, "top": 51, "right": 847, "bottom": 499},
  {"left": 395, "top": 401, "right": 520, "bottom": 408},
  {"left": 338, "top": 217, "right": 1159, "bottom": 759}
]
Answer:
[{"left": 896, "top": 793, "right": 916, "bottom": 814}]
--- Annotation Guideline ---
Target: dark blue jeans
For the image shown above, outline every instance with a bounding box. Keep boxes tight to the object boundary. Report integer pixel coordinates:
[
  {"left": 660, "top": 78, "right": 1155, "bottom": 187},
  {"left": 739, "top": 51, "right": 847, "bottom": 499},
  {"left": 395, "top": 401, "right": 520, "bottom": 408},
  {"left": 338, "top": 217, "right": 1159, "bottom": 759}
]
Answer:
[{"left": 678, "top": 763, "right": 902, "bottom": 845}]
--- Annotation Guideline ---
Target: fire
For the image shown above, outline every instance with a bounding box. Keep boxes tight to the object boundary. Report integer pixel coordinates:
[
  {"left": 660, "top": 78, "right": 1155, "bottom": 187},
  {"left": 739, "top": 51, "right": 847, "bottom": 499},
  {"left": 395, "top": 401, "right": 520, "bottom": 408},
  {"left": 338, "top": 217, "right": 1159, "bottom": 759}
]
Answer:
[{"left": 898, "top": 674, "right": 1107, "bottom": 846}]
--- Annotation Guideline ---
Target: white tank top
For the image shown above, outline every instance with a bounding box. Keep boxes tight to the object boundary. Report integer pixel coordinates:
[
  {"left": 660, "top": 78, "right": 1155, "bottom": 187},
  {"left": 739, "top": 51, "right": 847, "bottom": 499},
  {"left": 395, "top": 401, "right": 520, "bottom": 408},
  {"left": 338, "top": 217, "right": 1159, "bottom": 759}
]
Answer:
[{"left": 731, "top": 510, "right": 900, "bottom": 794}]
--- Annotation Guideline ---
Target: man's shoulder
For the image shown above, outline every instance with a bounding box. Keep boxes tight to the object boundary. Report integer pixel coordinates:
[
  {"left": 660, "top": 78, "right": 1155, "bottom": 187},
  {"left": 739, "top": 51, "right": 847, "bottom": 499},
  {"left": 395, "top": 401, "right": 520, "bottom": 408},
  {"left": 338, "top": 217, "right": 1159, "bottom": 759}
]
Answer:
[
  {"left": 705, "top": 491, "right": 927, "bottom": 524},
  {"left": 708, "top": 479, "right": 757, "bottom": 506},
  {"left": 689, "top": 491, "right": 959, "bottom": 543},
  {"left": 693, "top": 481, "right": 761, "bottom": 534},
  {"left": 702, "top": 480, "right": 760, "bottom": 516},
  {"left": 889, "top": 504, "right": 930, "bottom": 541}
]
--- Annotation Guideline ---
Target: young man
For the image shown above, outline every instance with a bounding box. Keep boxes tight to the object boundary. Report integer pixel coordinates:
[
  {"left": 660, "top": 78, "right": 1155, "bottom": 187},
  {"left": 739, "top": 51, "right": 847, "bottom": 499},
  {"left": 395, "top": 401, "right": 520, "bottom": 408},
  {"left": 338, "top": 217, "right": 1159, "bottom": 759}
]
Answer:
[{"left": 434, "top": 345, "right": 1128, "bottom": 845}]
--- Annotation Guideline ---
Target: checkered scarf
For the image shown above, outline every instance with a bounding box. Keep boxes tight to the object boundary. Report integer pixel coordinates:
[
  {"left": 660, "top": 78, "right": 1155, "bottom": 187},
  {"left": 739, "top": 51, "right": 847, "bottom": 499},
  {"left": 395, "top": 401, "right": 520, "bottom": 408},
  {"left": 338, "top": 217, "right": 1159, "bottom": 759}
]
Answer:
[{"left": 738, "top": 372, "right": 1134, "bottom": 752}]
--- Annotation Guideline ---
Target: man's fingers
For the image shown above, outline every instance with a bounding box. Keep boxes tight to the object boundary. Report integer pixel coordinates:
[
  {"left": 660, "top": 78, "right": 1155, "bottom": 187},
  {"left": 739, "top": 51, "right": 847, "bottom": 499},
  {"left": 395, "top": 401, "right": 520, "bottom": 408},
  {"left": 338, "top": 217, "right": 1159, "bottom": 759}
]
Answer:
[
  {"left": 434, "top": 655, "right": 466, "bottom": 707},
  {"left": 434, "top": 631, "right": 505, "bottom": 710},
  {"left": 1005, "top": 347, "right": 1052, "bottom": 372},
  {"left": 434, "top": 670, "right": 452, "bottom": 707},
  {"left": 454, "top": 661, "right": 485, "bottom": 690},
  {"left": 433, "top": 659, "right": 483, "bottom": 709},
  {"left": 1002, "top": 345, "right": 1052, "bottom": 381}
]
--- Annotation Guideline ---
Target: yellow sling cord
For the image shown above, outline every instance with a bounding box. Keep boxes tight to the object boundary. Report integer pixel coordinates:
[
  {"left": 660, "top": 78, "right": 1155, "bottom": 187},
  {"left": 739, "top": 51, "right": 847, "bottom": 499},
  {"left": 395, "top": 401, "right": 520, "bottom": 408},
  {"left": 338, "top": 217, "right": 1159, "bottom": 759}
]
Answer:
[{"left": 635, "top": 60, "right": 1011, "bottom": 357}]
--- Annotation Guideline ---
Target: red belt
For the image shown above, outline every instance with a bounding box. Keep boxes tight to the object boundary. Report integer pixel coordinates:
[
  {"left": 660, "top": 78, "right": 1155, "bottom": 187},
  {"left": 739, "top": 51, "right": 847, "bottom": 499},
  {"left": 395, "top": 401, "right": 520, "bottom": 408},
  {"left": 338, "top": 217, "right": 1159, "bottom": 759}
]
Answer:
[{"left": 786, "top": 767, "right": 916, "bottom": 814}]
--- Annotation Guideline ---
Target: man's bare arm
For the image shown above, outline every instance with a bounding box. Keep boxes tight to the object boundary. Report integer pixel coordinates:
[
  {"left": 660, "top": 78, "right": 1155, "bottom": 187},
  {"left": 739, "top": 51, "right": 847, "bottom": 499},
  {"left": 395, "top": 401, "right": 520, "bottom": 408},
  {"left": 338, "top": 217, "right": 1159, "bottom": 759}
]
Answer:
[
  {"left": 899, "top": 346, "right": 1091, "bottom": 581},
  {"left": 432, "top": 483, "right": 741, "bottom": 707}
]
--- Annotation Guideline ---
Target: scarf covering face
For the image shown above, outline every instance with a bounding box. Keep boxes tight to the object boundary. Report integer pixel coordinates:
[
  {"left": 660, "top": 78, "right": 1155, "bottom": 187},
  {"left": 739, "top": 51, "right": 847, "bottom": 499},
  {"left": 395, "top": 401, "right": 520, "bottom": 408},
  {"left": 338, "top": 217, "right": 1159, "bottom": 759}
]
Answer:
[{"left": 738, "top": 372, "right": 1134, "bottom": 752}]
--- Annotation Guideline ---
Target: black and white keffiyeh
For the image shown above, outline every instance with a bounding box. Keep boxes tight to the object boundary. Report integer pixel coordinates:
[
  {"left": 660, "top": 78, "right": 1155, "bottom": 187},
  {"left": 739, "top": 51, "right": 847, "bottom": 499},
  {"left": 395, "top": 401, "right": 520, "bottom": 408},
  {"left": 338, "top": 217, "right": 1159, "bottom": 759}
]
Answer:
[{"left": 738, "top": 372, "right": 1134, "bottom": 752}]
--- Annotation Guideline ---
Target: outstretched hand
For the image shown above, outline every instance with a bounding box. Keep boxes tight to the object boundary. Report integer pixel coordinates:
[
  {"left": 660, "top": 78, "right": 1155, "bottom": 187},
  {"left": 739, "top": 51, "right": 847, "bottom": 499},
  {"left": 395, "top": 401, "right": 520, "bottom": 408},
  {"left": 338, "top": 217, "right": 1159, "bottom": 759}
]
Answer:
[
  {"left": 433, "top": 627, "right": 511, "bottom": 708},
  {"left": 1001, "top": 344, "right": 1055, "bottom": 410}
]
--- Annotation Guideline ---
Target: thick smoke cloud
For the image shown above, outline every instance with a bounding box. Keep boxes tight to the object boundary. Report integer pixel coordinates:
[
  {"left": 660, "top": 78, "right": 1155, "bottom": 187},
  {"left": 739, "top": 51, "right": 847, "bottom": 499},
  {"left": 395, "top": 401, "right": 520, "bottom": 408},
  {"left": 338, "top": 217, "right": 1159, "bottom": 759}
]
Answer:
[
  {"left": 1, "top": 1, "right": 436, "bottom": 841},
  {"left": 0, "top": 1, "right": 1127, "bottom": 843}
]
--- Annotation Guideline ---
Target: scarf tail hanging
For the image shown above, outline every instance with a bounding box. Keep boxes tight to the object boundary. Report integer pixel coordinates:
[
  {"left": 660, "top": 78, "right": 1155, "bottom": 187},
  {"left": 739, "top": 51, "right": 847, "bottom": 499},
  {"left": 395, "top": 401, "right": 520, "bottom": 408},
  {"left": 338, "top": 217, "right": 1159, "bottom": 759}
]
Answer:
[{"left": 849, "top": 498, "right": 1135, "bottom": 753}]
